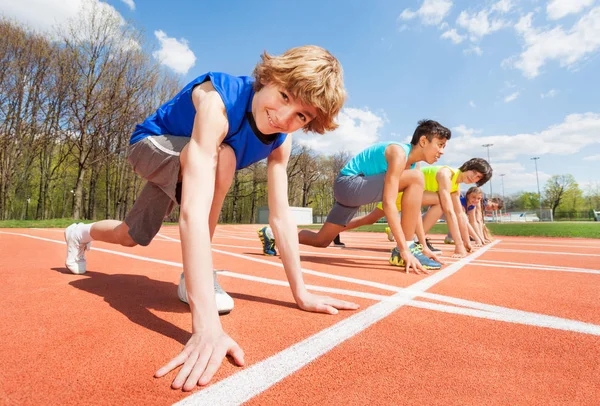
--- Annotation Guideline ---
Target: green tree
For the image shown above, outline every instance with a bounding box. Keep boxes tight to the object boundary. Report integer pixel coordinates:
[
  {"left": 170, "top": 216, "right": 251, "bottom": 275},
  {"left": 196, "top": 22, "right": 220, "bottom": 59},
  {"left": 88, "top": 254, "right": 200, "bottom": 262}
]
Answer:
[{"left": 544, "top": 174, "right": 579, "bottom": 217}]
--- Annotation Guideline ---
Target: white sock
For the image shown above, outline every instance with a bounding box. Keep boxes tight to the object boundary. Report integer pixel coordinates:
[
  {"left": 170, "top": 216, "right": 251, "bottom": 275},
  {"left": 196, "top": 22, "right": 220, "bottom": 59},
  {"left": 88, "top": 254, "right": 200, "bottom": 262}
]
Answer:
[
  {"left": 78, "top": 223, "right": 93, "bottom": 244},
  {"left": 407, "top": 240, "right": 415, "bottom": 249}
]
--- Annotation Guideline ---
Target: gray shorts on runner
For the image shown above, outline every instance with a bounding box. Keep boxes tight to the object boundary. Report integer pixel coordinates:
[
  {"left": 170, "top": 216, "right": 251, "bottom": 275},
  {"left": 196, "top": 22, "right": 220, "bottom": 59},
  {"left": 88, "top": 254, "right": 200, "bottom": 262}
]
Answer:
[
  {"left": 325, "top": 173, "right": 386, "bottom": 226},
  {"left": 125, "top": 135, "right": 190, "bottom": 246}
]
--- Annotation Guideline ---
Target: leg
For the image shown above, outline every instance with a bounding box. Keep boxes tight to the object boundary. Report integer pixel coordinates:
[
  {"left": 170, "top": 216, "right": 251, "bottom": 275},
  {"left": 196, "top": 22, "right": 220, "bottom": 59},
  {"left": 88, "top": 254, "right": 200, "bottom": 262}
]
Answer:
[
  {"left": 90, "top": 220, "right": 137, "bottom": 247},
  {"left": 397, "top": 169, "right": 424, "bottom": 242},
  {"left": 421, "top": 191, "right": 443, "bottom": 234},
  {"left": 344, "top": 207, "right": 385, "bottom": 231},
  {"left": 65, "top": 181, "right": 172, "bottom": 274},
  {"left": 299, "top": 221, "right": 345, "bottom": 248}
]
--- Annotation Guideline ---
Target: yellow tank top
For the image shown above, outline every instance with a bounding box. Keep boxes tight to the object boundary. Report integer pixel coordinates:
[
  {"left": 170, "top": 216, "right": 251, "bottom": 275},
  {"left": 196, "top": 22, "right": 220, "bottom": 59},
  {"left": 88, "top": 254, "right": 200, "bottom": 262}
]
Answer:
[
  {"left": 376, "top": 166, "right": 460, "bottom": 211},
  {"left": 421, "top": 166, "right": 460, "bottom": 193}
]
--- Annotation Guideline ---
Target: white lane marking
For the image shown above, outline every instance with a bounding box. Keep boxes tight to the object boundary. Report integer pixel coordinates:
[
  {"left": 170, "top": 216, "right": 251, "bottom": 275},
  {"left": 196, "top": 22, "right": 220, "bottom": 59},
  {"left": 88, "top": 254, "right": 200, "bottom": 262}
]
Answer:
[
  {"left": 490, "top": 248, "right": 600, "bottom": 257},
  {"left": 174, "top": 242, "right": 499, "bottom": 406}
]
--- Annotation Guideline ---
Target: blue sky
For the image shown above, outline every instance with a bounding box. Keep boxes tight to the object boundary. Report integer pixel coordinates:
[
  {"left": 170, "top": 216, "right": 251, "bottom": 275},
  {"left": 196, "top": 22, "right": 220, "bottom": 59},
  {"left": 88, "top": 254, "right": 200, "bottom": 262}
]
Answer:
[{"left": 2, "top": 0, "right": 600, "bottom": 199}]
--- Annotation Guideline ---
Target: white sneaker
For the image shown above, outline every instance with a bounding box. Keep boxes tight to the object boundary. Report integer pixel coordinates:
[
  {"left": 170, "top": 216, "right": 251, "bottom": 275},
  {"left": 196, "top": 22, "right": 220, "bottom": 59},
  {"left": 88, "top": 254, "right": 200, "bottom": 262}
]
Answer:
[
  {"left": 177, "top": 271, "right": 234, "bottom": 315},
  {"left": 64, "top": 223, "right": 91, "bottom": 274}
]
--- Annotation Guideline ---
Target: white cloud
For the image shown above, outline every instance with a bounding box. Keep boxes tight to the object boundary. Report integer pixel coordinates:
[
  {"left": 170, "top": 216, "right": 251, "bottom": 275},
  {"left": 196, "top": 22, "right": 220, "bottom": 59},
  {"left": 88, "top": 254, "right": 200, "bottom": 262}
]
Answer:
[
  {"left": 0, "top": 0, "right": 138, "bottom": 49},
  {"left": 509, "top": 8, "right": 600, "bottom": 78},
  {"left": 441, "top": 28, "right": 466, "bottom": 44},
  {"left": 456, "top": 9, "right": 508, "bottom": 41},
  {"left": 547, "top": 0, "right": 594, "bottom": 20},
  {"left": 443, "top": 112, "right": 600, "bottom": 165},
  {"left": 469, "top": 100, "right": 476, "bottom": 108},
  {"left": 491, "top": 0, "right": 513, "bottom": 14},
  {"left": 399, "top": 0, "right": 453, "bottom": 26},
  {"left": 583, "top": 154, "right": 600, "bottom": 161},
  {"left": 540, "top": 89, "right": 558, "bottom": 98},
  {"left": 120, "top": 0, "right": 135, "bottom": 10},
  {"left": 463, "top": 45, "right": 483, "bottom": 55},
  {"left": 152, "top": 30, "right": 196, "bottom": 75},
  {"left": 295, "top": 108, "right": 385, "bottom": 156},
  {"left": 0, "top": 0, "right": 121, "bottom": 35},
  {"left": 452, "top": 124, "right": 482, "bottom": 137},
  {"left": 504, "top": 91, "right": 520, "bottom": 102}
]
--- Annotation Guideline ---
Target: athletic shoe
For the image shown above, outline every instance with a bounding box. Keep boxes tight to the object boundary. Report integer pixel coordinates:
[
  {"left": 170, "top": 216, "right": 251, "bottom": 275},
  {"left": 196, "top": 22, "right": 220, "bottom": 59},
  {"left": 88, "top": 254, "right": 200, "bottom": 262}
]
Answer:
[
  {"left": 444, "top": 236, "right": 455, "bottom": 245},
  {"left": 385, "top": 227, "right": 395, "bottom": 242},
  {"left": 177, "top": 271, "right": 234, "bottom": 315},
  {"left": 389, "top": 244, "right": 442, "bottom": 270},
  {"left": 64, "top": 223, "right": 91, "bottom": 274},
  {"left": 332, "top": 234, "right": 346, "bottom": 248},
  {"left": 257, "top": 226, "right": 277, "bottom": 256},
  {"left": 425, "top": 238, "right": 442, "bottom": 254}
]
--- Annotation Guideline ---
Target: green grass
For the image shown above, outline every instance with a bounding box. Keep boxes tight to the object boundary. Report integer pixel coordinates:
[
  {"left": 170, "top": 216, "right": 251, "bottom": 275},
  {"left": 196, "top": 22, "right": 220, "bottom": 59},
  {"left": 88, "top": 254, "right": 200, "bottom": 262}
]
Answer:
[
  {"left": 0, "top": 219, "right": 180, "bottom": 228},
  {"left": 0, "top": 219, "right": 96, "bottom": 228},
  {"left": 2, "top": 219, "right": 598, "bottom": 238},
  {"left": 300, "top": 222, "right": 600, "bottom": 239}
]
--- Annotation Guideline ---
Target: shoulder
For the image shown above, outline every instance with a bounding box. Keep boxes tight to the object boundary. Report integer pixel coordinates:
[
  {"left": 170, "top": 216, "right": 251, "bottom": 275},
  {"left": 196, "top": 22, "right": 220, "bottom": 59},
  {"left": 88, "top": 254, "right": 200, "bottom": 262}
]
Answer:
[
  {"left": 384, "top": 142, "right": 407, "bottom": 160},
  {"left": 192, "top": 72, "right": 254, "bottom": 133}
]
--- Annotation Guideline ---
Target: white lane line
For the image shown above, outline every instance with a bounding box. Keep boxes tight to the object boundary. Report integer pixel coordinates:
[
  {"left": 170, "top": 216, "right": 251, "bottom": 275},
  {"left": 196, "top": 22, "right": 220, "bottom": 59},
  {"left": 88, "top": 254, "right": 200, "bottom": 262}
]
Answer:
[
  {"left": 157, "top": 238, "right": 600, "bottom": 275},
  {"left": 218, "top": 270, "right": 600, "bottom": 336},
  {"left": 174, "top": 242, "right": 499, "bottom": 406},
  {"left": 490, "top": 248, "right": 600, "bottom": 257},
  {"left": 497, "top": 242, "right": 600, "bottom": 249}
]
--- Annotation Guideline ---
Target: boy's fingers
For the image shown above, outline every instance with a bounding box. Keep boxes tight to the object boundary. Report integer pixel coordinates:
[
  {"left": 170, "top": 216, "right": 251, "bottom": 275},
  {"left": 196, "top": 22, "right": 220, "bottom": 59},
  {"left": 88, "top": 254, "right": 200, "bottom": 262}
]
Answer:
[
  {"left": 173, "top": 349, "right": 203, "bottom": 389},
  {"left": 228, "top": 344, "right": 245, "bottom": 366},
  {"left": 155, "top": 352, "right": 188, "bottom": 378},
  {"left": 198, "top": 347, "right": 228, "bottom": 386},
  {"left": 330, "top": 298, "right": 360, "bottom": 310}
]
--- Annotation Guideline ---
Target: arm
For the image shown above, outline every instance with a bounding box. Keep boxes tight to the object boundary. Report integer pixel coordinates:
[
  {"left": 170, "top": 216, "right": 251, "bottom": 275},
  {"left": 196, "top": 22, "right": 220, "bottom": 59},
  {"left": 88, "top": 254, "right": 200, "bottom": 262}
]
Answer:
[
  {"left": 436, "top": 169, "right": 467, "bottom": 257},
  {"left": 475, "top": 202, "right": 493, "bottom": 243},
  {"left": 467, "top": 209, "right": 484, "bottom": 245},
  {"left": 414, "top": 214, "right": 442, "bottom": 264},
  {"left": 155, "top": 82, "right": 243, "bottom": 391},
  {"left": 267, "top": 136, "right": 359, "bottom": 314},
  {"left": 383, "top": 145, "right": 423, "bottom": 273}
]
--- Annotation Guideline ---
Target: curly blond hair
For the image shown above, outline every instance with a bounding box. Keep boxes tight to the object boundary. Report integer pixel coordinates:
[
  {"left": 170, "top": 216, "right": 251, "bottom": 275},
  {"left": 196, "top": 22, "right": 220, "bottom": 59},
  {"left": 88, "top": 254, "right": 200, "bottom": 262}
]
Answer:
[{"left": 253, "top": 45, "right": 346, "bottom": 134}]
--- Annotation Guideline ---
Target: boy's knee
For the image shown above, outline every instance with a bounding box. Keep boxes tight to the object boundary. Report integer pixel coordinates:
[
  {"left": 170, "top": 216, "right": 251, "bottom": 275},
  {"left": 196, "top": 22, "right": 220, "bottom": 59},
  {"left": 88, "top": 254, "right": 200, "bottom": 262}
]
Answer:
[
  {"left": 121, "top": 233, "right": 138, "bottom": 247},
  {"left": 116, "top": 223, "right": 138, "bottom": 247}
]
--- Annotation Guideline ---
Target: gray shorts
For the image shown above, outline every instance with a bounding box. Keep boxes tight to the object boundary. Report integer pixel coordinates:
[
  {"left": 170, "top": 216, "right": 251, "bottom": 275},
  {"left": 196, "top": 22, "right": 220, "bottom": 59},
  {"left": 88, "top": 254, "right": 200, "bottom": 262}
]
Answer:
[
  {"left": 125, "top": 135, "right": 190, "bottom": 246},
  {"left": 325, "top": 173, "right": 386, "bottom": 226}
]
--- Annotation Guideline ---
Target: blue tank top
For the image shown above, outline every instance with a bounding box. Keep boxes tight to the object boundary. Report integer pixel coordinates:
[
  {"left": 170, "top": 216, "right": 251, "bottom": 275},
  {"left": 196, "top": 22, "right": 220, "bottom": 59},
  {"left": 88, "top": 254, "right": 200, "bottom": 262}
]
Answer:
[
  {"left": 130, "top": 72, "right": 287, "bottom": 170},
  {"left": 460, "top": 194, "right": 476, "bottom": 212},
  {"left": 340, "top": 142, "right": 415, "bottom": 176}
]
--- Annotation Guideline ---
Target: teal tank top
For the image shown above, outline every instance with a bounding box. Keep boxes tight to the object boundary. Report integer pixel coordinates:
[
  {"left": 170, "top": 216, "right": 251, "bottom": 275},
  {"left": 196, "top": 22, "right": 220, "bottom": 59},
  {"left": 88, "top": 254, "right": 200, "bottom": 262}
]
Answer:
[{"left": 340, "top": 142, "right": 414, "bottom": 176}]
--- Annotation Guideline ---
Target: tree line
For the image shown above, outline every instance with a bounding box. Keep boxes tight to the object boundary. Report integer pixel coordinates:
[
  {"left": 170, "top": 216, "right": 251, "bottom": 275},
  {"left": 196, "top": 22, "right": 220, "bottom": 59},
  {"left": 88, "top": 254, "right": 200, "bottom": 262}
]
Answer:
[{"left": 1, "top": 9, "right": 598, "bottom": 224}]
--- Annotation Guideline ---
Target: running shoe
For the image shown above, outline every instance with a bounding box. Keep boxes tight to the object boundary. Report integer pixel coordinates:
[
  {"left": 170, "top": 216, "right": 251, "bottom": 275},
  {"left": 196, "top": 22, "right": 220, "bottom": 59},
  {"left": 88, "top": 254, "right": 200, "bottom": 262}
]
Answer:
[
  {"left": 64, "top": 223, "right": 91, "bottom": 274},
  {"left": 257, "top": 225, "right": 277, "bottom": 256},
  {"left": 389, "top": 244, "right": 442, "bottom": 270},
  {"left": 332, "top": 234, "right": 346, "bottom": 248},
  {"left": 425, "top": 237, "right": 442, "bottom": 253},
  {"left": 385, "top": 226, "right": 395, "bottom": 242},
  {"left": 177, "top": 271, "right": 234, "bottom": 315},
  {"left": 444, "top": 236, "right": 455, "bottom": 245}
]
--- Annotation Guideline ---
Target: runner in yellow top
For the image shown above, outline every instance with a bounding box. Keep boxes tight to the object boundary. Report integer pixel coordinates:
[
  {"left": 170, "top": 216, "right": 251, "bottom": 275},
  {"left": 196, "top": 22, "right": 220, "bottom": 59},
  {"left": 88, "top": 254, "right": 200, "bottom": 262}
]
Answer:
[{"left": 337, "top": 158, "right": 492, "bottom": 259}]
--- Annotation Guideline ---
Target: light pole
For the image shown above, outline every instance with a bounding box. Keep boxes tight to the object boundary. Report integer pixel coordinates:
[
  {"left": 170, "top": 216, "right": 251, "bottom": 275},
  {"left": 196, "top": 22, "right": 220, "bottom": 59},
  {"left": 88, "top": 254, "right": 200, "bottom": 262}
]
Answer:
[
  {"left": 482, "top": 143, "right": 493, "bottom": 197},
  {"left": 531, "top": 157, "right": 542, "bottom": 219}
]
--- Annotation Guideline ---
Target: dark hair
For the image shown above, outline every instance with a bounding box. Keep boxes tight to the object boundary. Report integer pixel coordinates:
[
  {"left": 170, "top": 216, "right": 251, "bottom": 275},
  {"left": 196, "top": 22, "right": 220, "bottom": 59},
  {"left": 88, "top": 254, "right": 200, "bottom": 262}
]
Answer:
[
  {"left": 410, "top": 119, "right": 451, "bottom": 145},
  {"left": 490, "top": 197, "right": 504, "bottom": 210},
  {"left": 459, "top": 158, "right": 492, "bottom": 187}
]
